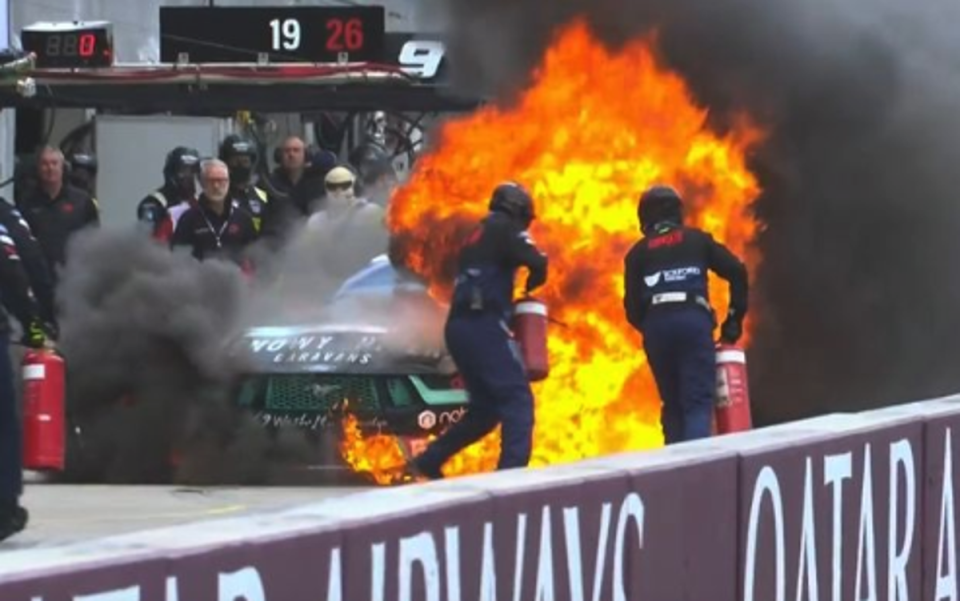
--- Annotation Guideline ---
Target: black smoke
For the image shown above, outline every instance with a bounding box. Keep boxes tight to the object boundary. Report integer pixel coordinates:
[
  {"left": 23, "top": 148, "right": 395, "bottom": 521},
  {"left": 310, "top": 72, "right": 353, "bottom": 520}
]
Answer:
[
  {"left": 425, "top": 0, "right": 960, "bottom": 422},
  {"left": 53, "top": 218, "right": 388, "bottom": 485}
]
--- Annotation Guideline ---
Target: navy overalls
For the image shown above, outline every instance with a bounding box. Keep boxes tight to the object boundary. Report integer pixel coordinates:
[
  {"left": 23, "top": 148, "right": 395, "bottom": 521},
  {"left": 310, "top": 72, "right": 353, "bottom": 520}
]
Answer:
[
  {"left": 415, "top": 213, "right": 547, "bottom": 475},
  {"left": 624, "top": 226, "right": 747, "bottom": 444}
]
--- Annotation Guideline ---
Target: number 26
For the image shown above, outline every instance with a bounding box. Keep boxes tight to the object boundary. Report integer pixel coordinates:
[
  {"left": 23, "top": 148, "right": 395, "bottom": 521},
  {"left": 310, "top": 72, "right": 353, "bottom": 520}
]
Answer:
[{"left": 398, "top": 40, "right": 445, "bottom": 79}]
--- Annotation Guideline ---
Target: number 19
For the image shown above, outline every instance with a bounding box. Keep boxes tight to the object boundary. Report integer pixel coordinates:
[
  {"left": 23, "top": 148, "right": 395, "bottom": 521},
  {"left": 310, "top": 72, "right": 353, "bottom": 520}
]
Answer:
[{"left": 270, "top": 18, "right": 301, "bottom": 51}]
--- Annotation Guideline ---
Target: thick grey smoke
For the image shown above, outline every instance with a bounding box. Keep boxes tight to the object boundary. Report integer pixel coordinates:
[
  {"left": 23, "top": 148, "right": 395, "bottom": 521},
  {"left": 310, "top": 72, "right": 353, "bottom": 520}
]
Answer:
[
  {"left": 55, "top": 210, "right": 393, "bottom": 485},
  {"left": 426, "top": 0, "right": 960, "bottom": 422}
]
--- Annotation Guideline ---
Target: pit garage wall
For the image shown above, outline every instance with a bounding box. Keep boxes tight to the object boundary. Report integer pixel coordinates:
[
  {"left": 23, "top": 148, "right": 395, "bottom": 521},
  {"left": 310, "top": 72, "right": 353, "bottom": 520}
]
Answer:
[{"left": 1, "top": 398, "right": 959, "bottom": 600}]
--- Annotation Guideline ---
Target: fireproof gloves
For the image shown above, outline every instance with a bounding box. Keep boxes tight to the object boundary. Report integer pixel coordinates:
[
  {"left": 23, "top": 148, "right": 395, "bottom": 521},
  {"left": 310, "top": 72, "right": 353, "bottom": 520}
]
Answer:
[
  {"left": 719, "top": 310, "right": 743, "bottom": 344},
  {"left": 20, "top": 320, "right": 46, "bottom": 349}
]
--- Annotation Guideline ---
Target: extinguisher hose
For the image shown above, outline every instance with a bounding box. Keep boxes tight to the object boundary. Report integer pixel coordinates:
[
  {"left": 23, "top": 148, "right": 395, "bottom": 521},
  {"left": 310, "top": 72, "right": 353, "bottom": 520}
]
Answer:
[{"left": 547, "top": 316, "right": 570, "bottom": 328}]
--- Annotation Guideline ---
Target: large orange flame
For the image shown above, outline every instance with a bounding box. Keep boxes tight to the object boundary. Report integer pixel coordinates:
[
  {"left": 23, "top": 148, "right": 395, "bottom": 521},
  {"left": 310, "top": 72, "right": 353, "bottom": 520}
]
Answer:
[{"left": 340, "top": 19, "right": 763, "bottom": 483}]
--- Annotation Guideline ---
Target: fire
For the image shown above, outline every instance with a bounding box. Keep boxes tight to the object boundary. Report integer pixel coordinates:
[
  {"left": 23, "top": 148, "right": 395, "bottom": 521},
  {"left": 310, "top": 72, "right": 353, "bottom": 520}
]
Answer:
[{"left": 341, "top": 19, "right": 763, "bottom": 483}]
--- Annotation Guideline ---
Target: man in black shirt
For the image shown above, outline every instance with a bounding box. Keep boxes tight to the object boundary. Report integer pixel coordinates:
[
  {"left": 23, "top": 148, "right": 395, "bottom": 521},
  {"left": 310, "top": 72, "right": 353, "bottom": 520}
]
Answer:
[
  {"left": 219, "top": 135, "right": 269, "bottom": 233},
  {"left": 17, "top": 146, "right": 99, "bottom": 278},
  {"left": 0, "top": 223, "right": 48, "bottom": 542},
  {"left": 410, "top": 182, "right": 549, "bottom": 479},
  {"left": 623, "top": 185, "right": 749, "bottom": 444},
  {"left": 261, "top": 136, "right": 328, "bottom": 242},
  {"left": 171, "top": 159, "right": 258, "bottom": 265}
]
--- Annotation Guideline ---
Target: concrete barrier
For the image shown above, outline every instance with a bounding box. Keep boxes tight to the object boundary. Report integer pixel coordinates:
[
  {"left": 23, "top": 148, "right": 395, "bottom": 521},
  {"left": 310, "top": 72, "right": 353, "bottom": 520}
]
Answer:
[{"left": 1, "top": 397, "right": 959, "bottom": 600}]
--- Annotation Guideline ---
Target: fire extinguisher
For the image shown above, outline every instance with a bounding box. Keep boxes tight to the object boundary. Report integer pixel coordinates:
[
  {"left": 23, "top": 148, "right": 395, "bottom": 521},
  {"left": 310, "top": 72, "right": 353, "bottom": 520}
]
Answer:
[
  {"left": 511, "top": 297, "right": 550, "bottom": 382},
  {"left": 714, "top": 343, "right": 752, "bottom": 434},
  {"left": 21, "top": 349, "right": 66, "bottom": 471}
]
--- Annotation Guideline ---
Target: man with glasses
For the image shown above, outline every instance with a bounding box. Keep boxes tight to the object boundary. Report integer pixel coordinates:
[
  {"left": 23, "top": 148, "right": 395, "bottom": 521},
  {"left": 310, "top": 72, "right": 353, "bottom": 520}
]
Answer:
[{"left": 170, "top": 159, "right": 258, "bottom": 265}]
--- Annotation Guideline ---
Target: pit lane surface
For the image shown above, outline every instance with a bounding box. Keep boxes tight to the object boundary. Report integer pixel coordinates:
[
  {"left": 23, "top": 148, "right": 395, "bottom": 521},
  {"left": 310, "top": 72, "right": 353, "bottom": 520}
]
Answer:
[{"left": 2, "top": 482, "right": 370, "bottom": 551}]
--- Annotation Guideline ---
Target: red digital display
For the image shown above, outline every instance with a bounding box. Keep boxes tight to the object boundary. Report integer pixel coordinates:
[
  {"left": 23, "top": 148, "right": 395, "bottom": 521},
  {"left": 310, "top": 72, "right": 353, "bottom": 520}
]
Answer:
[
  {"left": 160, "top": 6, "right": 385, "bottom": 64},
  {"left": 21, "top": 23, "right": 114, "bottom": 68},
  {"left": 325, "top": 18, "right": 365, "bottom": 52},
  {"left": 79, "top": 33, "right": 95, "bottom": 57}
]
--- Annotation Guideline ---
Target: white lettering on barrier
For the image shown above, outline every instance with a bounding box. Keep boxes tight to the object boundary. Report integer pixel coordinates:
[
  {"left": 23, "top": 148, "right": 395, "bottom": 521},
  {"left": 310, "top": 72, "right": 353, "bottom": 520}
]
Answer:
[
  {"left": 371, "top": 542, "right": 386, "bottom": 601},
  {"left": 824, "top": 452, "right": 853, "bottom": 601},
  {"left": 855, "top": 444, "right": 877, "bottom": 600},
  {"left": 166, "top": 576, "right": 178, "bottom": 601},
  {"left": 936, "top": 428, "right": 957, "bottom": 601},
  {"left": 323, "top": 493, "right": 642, "bottom": 601},
  {"left": 564, "top": 506, "right": 585, "bottom": 601},
  {"left": 613, "top": 492, "right": 645, "bottom": 601},
  {"left": 796, "top": 457, "right": 820, "bottom": 601},
  {"left": 744, "top": 466, "right": 786, "bottom": 601},
  {"left": 327, "top": 547, "right": 343, "bottom": 601},
  {"left": 563, "top": 504, "right": 614, "bottom": 601},
  {"left": 888, "top": 439, "right": 916, "bottom": 601},
  {"left": 480, "top": 522, "right": 497, "bottom": 601},
  {"left": 513, "top": 513, "right": 528, "bottom": 601},
  {"left": 445, "top": 526, "right": 462, "bottom": 601},
  {"left": 535, "top": 506, "right": 555, "bottom": 600},
  {"left": 218, "top": 567, "right": 265, "bottom": 601},
  {"left": 741, "top": 438, "right": 920, "bottom": 601},
  {"left": 398, "top": 532, "right": 440, "bottom": 601}
]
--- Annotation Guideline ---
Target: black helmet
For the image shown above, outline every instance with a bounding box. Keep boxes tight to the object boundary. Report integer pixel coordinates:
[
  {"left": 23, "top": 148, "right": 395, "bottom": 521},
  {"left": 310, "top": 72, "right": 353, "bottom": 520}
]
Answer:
[
  {"left": 489, "top": 182, "right": 535, "bottom": 228},
  {"left": 218, "top": 134, "right": 258, "bottom": 163},
  {"left": 219, "top": 134, "right": 258, "bottom": 185},
  {"left": 162, "top": 146, "right": 200, "bottom": 197},
  {"left": 638, "top": 185, "right": 683, "bottom": 234},
  {"left": 163, "top": 146, "right": 200, "bottom": 183}
]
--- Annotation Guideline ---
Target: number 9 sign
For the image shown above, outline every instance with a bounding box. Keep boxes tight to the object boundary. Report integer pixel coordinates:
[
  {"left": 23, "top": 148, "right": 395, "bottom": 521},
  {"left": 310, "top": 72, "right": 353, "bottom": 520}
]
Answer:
[{"left": 398, "top": 40, "right": 445, "bottom": 80}]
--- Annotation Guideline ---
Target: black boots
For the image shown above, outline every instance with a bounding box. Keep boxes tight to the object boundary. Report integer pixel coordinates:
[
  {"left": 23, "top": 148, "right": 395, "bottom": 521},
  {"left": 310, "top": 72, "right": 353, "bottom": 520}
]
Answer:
[{"left": 0, "top": 503, "right": 28, "bottom": 543}]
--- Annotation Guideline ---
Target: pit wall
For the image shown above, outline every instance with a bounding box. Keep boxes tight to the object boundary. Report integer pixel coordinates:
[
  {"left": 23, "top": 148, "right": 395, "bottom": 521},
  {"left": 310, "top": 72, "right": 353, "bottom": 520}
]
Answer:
[{"left": 2, "top": 396, "right": 960, "bottom": 600}]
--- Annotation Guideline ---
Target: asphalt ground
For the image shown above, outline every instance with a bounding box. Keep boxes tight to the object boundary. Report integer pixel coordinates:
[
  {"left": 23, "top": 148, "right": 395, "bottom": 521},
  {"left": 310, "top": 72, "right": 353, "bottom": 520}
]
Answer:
[{"left": 0, "top": 483, "right": 369, "bottom": 551}]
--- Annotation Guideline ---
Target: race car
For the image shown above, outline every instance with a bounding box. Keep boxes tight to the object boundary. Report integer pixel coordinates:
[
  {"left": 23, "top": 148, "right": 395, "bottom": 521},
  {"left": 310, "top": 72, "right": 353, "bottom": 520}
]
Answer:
[
  {"left": 233, "top": 254, "right": 469, "bottom": 440},
  {"left": 57, "top": 254, "right": 469, "bottom": 486}
]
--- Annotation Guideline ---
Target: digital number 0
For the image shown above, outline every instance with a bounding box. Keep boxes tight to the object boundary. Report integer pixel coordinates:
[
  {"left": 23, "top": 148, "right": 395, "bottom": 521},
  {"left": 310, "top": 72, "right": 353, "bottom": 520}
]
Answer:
[
  {"left": 79, "top": 33, "right": 96, "bottom": 57},
  {"left": 270, "top": 18, "right": 301, "bottom": 51}
]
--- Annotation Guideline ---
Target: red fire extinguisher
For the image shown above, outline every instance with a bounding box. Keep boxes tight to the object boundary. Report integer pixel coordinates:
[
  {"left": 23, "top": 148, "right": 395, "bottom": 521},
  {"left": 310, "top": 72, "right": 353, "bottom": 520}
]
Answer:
[
  {"left": 714, "top": 343, "right": 752, "bottom": 434},
  {"left": 21, "top": 349, "right": 66, "bottom": 471},
  {"left": 512, "top": 297, "right": 550, "bottom": 382}
]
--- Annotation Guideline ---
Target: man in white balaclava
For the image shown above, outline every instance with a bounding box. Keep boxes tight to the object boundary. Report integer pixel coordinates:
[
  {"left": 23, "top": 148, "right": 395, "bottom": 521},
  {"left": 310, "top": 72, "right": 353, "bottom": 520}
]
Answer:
[{"left": 306, "top": 165, "right": 387, "bottom": 281}]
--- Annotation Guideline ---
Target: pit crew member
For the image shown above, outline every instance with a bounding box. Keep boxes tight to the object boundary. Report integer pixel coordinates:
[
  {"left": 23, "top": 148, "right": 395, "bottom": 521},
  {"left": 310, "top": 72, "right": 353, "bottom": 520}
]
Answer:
[
  {"left": 137, "top": 146, "right": 201, "bottom": 242},
  {"left": 410, "top": 182, "right": 548, "bottom": 478},
  {"left": 0, "top": 199, "right": 57, "bottom": 330},
  {"left": 623, "top": 185, "right": 749, "bottom": 444},
  {"left": 219, "top": 134, "right": 269, "bottom": 233},
  {"left": 0, "top": 225, "right": 47, "bottom": 542}
]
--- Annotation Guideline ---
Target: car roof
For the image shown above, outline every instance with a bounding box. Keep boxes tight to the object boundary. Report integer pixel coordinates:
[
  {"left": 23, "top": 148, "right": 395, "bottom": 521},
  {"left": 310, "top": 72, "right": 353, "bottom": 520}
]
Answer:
[{"left": 333, "top": 254, "right": 427, "bottom": 299}]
